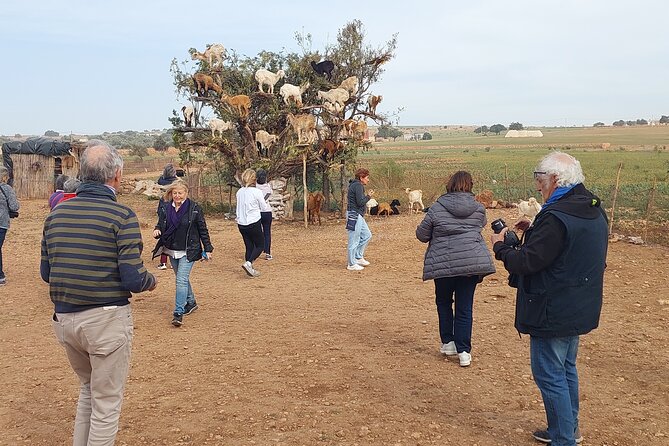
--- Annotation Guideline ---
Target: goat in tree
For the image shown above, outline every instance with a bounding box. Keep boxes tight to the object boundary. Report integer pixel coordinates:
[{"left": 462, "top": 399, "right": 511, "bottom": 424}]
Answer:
[{"left": 310, "top": 60, "right": 335, "bottom": 80}]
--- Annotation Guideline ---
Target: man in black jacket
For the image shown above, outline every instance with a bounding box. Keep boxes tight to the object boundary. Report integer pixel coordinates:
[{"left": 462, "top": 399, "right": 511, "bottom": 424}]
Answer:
[{"left": 491, "top": 152, "right": 608, "bottom": 446}]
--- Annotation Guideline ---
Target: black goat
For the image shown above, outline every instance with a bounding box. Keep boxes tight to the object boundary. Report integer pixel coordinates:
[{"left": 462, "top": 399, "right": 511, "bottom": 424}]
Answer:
[
  {"left": 389, "top": 199, "right": 401, "bottom": 215},
  {"left": 310, "top": 60, "right": 335, "bottom": 80}
]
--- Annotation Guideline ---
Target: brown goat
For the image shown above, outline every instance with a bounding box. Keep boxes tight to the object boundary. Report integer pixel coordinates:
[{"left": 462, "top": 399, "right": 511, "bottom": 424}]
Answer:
[
  {"left": 193, "top": 73, "right": 222, "bottom": 96},
  {"left": 221, "top": 94, "right": 251, "bottom": 117},
  {"left": 367, "top": 94, "right": 383, "bottom": 115},
  {"left": 376, "top": 202, "right": 393, "bottom": 216},
  {"left": 307, "top": 191, "right": 325, "bottom": 225},
  {"left": 317, "top": 139, "right": 344, "bottom": 160}
]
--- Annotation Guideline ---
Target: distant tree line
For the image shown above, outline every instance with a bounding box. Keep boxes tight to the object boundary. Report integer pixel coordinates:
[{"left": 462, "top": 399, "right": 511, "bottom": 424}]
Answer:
[
  {"left": 474, "top": 122, "right": 520, "bottom": 135},
  {"left": 612, "top": 119, "right": 649, "bottom": 127}
]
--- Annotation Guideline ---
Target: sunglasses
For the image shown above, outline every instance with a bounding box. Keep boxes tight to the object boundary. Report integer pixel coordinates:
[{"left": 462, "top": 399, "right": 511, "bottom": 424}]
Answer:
[{"left": 533, "top": 171, "right": 547, "bottom": 180}]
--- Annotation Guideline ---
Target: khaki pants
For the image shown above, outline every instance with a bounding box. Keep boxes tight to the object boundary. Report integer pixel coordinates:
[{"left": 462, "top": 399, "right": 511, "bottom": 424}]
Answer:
[{"left": 53, "top": 305, "right": 133, "bottom": 446}]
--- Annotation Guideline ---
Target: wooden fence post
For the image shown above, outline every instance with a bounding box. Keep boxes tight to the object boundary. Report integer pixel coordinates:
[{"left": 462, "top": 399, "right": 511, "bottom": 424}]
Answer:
[
  {"left": 303, "top": 152, "right": 308, "bottom": 228},
  {"left": 643, "top": 178, "right": 657, "bottom": 242},
  {"left": 609, "top": 162, "right": 623, "bottom": 235}
]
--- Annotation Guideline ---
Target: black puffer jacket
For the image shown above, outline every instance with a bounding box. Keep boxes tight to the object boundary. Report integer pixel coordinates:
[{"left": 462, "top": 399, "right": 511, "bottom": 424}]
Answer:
[{"left": 152, "top": 200, "right": 213, "bottom": 262}]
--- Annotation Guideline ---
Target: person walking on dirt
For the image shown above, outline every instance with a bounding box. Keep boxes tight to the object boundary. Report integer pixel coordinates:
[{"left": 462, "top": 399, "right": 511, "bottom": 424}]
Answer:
[
  {"left": 0, "top": 165, "right": 20, "bottom": 286},
  {"left": 236, "top": 168, "right": 266, "bottom": 277},
  {"left": 255, "top": 169, "right": 274, "bottom": 260},
  {"left": 416, "top": 171, "right": 496, "bottom": 367},
  {"left": 152, "top": 179, "right": 213, "bottom": 327},
  {"left": 491, "top": 151, "right": 608, "bottom": 446},
  {"left": 346, "top": 168, "right": 374, "bottom": 271},
  {"left": 156, "top": 163, "right": 179, "bottom": 270},
  {"left": 41, "top": 140, "right": 157, "bottom": 445}
]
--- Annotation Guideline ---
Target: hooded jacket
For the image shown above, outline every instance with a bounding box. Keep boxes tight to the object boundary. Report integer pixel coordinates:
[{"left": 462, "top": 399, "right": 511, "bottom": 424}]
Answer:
[
  {"left": 493, "top": 184, "right": 608, "bottom": 337},
  {"left": 416, "top": 192, "right": 496, "bottom": 281}
]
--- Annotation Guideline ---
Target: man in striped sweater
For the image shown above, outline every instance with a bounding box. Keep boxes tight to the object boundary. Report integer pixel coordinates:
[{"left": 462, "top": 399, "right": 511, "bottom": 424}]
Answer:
[{"left": 41, "top": 140, "right": 157, "bottom": 445}]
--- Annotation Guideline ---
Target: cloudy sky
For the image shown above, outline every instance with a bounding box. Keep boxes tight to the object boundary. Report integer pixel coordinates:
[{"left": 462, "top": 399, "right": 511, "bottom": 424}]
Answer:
[{"left": 1, "top": 0, "right": 667, "bottom": 135}]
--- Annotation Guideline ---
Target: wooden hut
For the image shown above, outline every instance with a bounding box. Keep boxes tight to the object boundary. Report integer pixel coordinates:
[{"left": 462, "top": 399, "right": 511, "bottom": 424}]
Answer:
[{"left": 1, "top": 138, "right": 83, "bottom": 199}]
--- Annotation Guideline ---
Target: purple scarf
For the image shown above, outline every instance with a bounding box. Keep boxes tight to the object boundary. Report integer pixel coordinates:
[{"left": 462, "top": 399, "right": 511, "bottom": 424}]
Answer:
[{"left": 163, "top": 198, "right": 190, "bottom": 241}]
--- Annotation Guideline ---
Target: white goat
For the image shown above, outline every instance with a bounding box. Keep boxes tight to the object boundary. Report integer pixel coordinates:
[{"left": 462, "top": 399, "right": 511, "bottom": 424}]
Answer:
[
  {"left": 517, "top": 197, "right": 542, "bottom": 221},
  {"left": 366, "top": 198, "right": 379, "bottom": 215},
  {"left": 181, "top": 105, "right": 194, "bottom": 127},
  {"left": 322, "top": 101, "right": 344, "bottom": 115},
  {"left": 255, "top": 68, "right": 285, "bottom": 94},
  {"left": 256, "top": 130, "right": 278, "bottom": 157},
  {"left": 191, "top": 43, "right": 226, "bottom": 67},
  {"left": 279, "top": 82, "right": 310, "bottom": 107},
  {"left": 317, "top": 88, "right": 349, "bottom": 107},
  {"left": 338, "top": 76, "right": 358, "bottom": 94},
  {"left": 405, "top": 188, "right": 425, "bottom": 213},
  {"left": 209, "top": 118, "right": 233, "bottom": 138}
]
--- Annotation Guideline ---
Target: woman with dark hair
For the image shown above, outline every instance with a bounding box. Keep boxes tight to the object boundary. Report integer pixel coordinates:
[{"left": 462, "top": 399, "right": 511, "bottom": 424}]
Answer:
[
  {"left": 254, "top": 169, "right": 274, "bottom": 260},
  {"left": 416, "top": 171, "right": 495, "bottom": 367},
  {"left": 156, "top": 163, "right": 179, "bottom": 269}
]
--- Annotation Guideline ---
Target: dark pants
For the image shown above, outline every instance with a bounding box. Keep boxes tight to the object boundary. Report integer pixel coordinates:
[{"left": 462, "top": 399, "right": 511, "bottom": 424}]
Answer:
[
  {"left": 238, "top": 220, "right": 264, "bottom": 263},
  {"left": 260, "top": 211, "right": 272, "bottom": 255},
  {"left": 434, "top": 276, "right": 480, "bottom": 353},
  {"left": 0, "top": 228, "right": 6, "bottom": 279}
]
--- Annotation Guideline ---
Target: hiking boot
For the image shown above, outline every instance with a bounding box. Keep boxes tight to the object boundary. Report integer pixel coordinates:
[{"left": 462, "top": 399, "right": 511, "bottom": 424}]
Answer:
[
  {"left": 356, "top": 258, "right": 370, "bottom": 266},
  {"left": 532, "top": 427, "right": 583, "bottom": 444},
  {"left": 347, "top": 264, "right": 364, "bottom": 271},
  {"left": 157, "top": 263, "right": 167, "bottom": 270},
  {"left": 171, "top": 314, "right": 183, "bottom": 327},
  {"left": 184, "top": 301, "right": 199, "bottom": 315},
  {"left": 440, "top": 341, "right": 457, "bottom": 356},
  {"left": 458, "top": 351, "right": 472, "bottom": 367}
]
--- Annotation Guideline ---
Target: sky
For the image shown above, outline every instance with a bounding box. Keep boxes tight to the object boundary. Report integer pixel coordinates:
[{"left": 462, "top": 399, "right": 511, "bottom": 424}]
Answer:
[{"left": 1, "top": 0, "right": 667, "bottom": 135}]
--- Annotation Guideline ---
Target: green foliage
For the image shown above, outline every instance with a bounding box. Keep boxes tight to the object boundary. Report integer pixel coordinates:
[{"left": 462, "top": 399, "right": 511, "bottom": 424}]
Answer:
[
  {"left": 660, "top": 115, "right": 669, "bottom": 124},
  {"left": 474, "top": 125, "right": 489, "bottom": 134},
  {"left": 509, "top": 122, "right": 523, "bottom": 131},
  {"left": 371, "top": 159, "right": 405, "bottom": 193},
  {"left": 422, "top": 132, "right": 432, "bottom": 140},
  {"left": 612, "top": 120, "right": 625, "bottom": 126},
  {"left": 636, "top": 118, "right": 648, "bottom": 125},
  {"left": 153, "top": 135, "right": 169, "bottom": 152},
  {"left": 44, "top": 130, "right": 59, "bottom": 137},
  {"left": 489, "top": 124, "right": 506, "bottom": 135},
  {"left": 128, "top": 146, "right": 149, "bottom": 160},
  {"left": 593, "top": 122, "right": 605, "bottom": 127},
  {"left": 376, "top": 125, "right": 403, "bottom": 140}
]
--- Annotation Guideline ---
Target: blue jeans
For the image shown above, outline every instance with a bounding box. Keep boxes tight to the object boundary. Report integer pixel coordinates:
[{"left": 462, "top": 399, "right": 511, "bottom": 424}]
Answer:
[
  {"left": 169, "top": 256, "right": 195, "bottom": 315},
  {"left": 347, "top": 214, "right": 371, "bottom": 266},
  {"left": 434, "top": 276, "right": 479, "bottom": 353},
  {"left": 530, "top": 336, "right": 580, "bottom": 446},
  {"left": 0, "top": 227, "right": 6, "bottom": 279}
]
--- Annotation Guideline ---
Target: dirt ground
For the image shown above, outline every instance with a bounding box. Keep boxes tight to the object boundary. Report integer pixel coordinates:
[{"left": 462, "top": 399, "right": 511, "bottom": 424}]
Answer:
[{"left": 1, "top": 192, "right": 668, "bottom": 446}]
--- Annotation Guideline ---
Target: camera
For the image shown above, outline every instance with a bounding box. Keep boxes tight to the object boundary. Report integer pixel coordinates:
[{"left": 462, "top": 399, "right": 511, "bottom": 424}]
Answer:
[{"left": 491, "top": 218, "right": 520, "bottom": 247}]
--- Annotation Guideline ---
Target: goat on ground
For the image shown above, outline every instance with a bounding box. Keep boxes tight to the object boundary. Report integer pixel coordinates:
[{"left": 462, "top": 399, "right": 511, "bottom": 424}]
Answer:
[
  {"left": 193, "top": 73, "right": 222, "bottom": 96},
  {"left": 405, "top": 188, "right": 425, "bottom": 213},
  {"left": 221, "top": 94, "right": 251, "bottom": 117},
  {"left": 256, "top": 130, "right": 278, "bottom": 157},
  {"left": 310, "top": 60, "right": 335, "bottom": 80},
  {"left": 209, "top": 118, "right": 233, "bottom": 138},
  {"left": 307, "top": 191, "right": 325, "bottom": 225},
  {"left": 366, "top": 198, "right": 379, "bottom": 215},
  {"left": 181, "top": 105, "right": 194, "bottom": 127},
  {"left": 279, "top": 82, "right": 310, "bottom": 107},
  {"left": 191, "top": 43, "right": 226, "bottom": 67},
  {"left": 517, "top": 197, "right": 542, "bottom": 221},
  {"left": 376, "top": 199, "right": 401, "bottom": 216},
  {"left": 255, "top": 68, "right": 285, "bottom": 94}
]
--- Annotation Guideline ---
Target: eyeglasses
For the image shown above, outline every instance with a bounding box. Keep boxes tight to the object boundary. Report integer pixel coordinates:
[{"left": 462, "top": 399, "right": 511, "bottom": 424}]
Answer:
[{"left": 533, "top": 171, "right": 547, "bottom": 179}]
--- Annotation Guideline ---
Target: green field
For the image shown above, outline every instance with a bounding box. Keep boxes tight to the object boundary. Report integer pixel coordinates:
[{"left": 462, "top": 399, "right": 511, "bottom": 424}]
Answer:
[{"left": 357, "top": 125, "right": 669, "bottom": 244}]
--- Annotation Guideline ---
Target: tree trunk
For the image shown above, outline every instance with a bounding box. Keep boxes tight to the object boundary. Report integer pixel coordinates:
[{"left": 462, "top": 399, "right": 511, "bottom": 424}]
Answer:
[
  {"left": 303, "top": 153, "right": 308, "bottom": 228},
  {"left": 340, "top": 161, "right": 347, "bottom": 214},
  {"left": 323, "top": 168, "right": 330, "bottom": 211}
]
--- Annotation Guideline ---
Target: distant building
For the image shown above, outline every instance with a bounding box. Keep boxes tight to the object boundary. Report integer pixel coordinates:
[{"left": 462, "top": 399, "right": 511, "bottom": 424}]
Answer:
[{"left": 505, "top": 130, "right": 543, "bottom": 138}]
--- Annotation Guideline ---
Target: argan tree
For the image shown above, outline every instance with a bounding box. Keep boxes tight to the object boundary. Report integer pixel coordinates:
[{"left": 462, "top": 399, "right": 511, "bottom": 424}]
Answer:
[{"left": 169, "top": 20, "right": 398, "bottom": 210}]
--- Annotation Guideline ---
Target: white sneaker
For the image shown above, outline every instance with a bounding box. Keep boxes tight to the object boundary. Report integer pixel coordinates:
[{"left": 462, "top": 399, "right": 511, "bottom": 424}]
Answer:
[
  {"left": 347, "top": 264, "right": 364, "bottom": 271},
  {"left": 356, "top": 258, "right": 370, "bottom": 266},
  {"left": 458, "top": 351, "right": 471, "bottom": 367},
  {"left": 157, "top": 263, "right": 167, "bottom": 270},
  {"left": 440, "top": 341, "right": 457, "bottom": 356},
  {"left": 242, "top": 261, "right": 255, "bottom": 277}
]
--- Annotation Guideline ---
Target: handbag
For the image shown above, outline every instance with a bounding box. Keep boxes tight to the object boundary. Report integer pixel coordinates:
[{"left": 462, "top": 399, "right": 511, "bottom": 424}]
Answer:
[
  {"left": 0, "top": 186, "right": 18, "bottom": 218},
  {"left": 345, "top": 211, "right": 358, "bottom": 231}
]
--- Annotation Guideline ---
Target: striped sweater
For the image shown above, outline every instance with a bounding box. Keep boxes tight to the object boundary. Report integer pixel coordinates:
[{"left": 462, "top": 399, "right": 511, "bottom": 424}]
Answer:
[{"left": 40, "top": 182, "right": 156, "bottom": 313}]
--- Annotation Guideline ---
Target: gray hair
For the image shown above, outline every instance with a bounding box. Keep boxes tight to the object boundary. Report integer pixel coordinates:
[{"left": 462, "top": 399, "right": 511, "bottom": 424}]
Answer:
[
  {"left": 163, "top": 163, "right": 176, "bottom": 178},
  {"left": 537, "top": 151, "right": 585, "bottom": 187},
  {"left": 0, "top": 166, "right": 8, "bottom": 183},
  {"left": 63, "top": 177, "right": 82, "bottom": 193},
  {"left": 79, "top": 140, "right": 123, "bottom": 184},
  {"left": 55, "top": 174, "right": 69, "bottom": 190}
]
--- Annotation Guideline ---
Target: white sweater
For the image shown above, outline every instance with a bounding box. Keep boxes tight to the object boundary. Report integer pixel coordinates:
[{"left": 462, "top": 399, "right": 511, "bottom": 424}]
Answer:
[{"left": 236, "top": 186, "right": 265, "bottom": 225}]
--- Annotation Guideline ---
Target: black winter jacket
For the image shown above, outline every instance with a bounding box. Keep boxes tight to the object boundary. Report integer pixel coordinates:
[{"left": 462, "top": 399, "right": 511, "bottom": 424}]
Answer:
[
  {"left": 493, "top": 184, "right": 608, "bottom": 337},
  {"left": 152, "top": 200, "right": 213, "bottom": 262}
]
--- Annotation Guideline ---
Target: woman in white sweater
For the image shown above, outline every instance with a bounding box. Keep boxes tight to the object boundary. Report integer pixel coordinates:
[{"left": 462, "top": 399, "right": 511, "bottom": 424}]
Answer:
[{"left": 236, "top": 169, "right": 269, "bottom": 277}]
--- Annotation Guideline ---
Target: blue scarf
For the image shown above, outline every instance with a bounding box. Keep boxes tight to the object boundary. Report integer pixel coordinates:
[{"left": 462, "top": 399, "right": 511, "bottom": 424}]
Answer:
[
  {"left": 544, "top": 184, "right": 578, "bottom": 206},
  {"left": 163, "top": 198, "right": 190, "bottom": 241}
]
